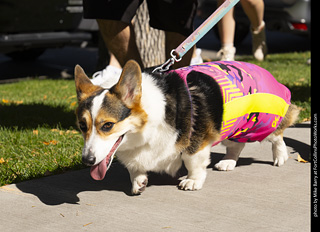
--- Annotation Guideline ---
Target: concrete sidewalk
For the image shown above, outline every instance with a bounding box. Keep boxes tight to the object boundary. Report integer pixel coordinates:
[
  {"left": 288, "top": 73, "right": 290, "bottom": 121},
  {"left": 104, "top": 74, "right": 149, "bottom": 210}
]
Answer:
[{"left": 0, "top": 123, "right": 311, "bottom": 231}]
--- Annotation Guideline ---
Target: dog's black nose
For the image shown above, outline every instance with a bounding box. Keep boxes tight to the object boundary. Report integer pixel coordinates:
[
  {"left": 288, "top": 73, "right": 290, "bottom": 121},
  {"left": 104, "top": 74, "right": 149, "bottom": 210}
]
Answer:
[{"left": 82, "top": 155, "right": 96, "bottom": 166}]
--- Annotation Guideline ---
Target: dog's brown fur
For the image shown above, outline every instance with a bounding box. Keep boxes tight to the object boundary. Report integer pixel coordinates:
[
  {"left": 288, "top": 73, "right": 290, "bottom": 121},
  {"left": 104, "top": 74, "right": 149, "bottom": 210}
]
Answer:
[{"left": 273, "top": 104, "right": 300, "bottom": 137}]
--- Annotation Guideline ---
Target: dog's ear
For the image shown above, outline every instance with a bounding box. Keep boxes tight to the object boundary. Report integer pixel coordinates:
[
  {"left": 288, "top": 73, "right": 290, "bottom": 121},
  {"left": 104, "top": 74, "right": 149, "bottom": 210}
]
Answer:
[
  {"left": 111, "top": 60, "right": 142, "bottom": 107},
  {"left": 74, "top": 65, "right": 100, "bottom": 101}
]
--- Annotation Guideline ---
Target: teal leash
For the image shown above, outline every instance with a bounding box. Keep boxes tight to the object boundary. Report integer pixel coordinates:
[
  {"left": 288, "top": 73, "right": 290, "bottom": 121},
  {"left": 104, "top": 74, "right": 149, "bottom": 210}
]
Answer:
[{"left": 153, "top": 0, "right": 240, "bottom": 73}]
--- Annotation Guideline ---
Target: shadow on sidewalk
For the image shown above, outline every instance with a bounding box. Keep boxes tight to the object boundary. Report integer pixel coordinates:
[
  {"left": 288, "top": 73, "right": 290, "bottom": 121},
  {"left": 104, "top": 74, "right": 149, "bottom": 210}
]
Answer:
[
  {"left": 16, "top": 129, "right": 310, "bottom": 206},
  {"left": 15, "top": 152, "right": 269, "bottom": 206},
  {"left": 15, "top": 161, "right": 185, "bottom": 205},
  {"left": 284, "top": 137, "right": 311, "bottom": 161},
  {"left": 16, "top": 162, "right": 131, "bottom": 205}
]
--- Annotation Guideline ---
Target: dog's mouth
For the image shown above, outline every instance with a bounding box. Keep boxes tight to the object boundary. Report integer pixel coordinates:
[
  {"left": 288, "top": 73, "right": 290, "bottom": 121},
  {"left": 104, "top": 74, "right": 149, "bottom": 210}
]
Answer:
[{"left": 90, "top": 134, "right": 125, "bottom": 181}]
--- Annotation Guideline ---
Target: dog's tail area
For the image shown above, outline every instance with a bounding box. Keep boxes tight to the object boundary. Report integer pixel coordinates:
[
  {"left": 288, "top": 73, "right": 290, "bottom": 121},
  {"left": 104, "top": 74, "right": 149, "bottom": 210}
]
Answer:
[
  {"left": 284, "top": 104, "right": 300, "bottom": 127},
  {"left": 274, "top": 104, "right": 300, "bottom": 135}
]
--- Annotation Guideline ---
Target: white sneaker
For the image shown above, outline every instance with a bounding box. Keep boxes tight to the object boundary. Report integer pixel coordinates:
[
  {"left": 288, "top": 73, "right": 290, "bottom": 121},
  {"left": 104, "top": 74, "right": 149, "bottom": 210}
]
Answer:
[
  {"left": 91, "top": 65, "right": 122, "bottom": 88},
  {"left": 217, "top": 46, "right": 236, "bottom": 61},
  {"left": 190, "top": 48, "right": 203, "bottom": 65}
]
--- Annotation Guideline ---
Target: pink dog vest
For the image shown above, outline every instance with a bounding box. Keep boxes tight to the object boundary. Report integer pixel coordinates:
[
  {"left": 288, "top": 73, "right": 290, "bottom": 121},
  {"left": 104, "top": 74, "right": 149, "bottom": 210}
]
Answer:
[{"left": 173, "top": 61, "right": 291, "bottom": 145}]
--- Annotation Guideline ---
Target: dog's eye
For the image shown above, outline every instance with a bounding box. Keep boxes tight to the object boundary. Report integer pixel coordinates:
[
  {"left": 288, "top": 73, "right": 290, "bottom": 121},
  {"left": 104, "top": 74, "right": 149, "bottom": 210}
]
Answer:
[
  {"left": 101, "top": 122, "right": 114, "bottom": 132},
  {"left": 79, "top": 121, "right": 87, "bottom": 133}
]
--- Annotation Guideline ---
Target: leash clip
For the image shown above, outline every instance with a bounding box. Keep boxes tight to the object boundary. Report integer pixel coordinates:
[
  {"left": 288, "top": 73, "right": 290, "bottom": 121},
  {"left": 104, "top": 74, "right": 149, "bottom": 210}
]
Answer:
[
  {"left": 152, "top": 57, "right": 174, "bottom": 73},
  {"left": 152, "top": 50, "right": 181, "bottom": 74},
  {"left": 170, "top": 49, "right": 182, "bottom": 62}
]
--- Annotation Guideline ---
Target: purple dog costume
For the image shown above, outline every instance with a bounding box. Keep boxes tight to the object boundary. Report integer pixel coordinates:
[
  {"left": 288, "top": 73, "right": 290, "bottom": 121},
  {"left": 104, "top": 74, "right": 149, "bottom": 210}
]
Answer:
[{"left": 173, "top": 61, "right": 291, "bottom": 145}]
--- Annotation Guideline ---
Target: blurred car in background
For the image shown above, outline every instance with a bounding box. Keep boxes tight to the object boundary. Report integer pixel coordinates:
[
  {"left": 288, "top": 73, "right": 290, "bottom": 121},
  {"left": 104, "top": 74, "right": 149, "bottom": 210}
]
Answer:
[
  {"left": 0, "top": 0, "right": 98, "bottom": 61},
  {"left": 197, "top": 0, "right": 311, "bottom": 45},
  {"left": 0, "top": 0, "right": 310, "bottom": 61}
]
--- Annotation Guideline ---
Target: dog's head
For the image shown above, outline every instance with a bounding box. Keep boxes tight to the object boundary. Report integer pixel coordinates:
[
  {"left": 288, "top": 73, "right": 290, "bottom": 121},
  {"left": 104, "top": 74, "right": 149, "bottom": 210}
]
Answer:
[{"left": 74, "top": 60, "right": 147, "bottom": 180}]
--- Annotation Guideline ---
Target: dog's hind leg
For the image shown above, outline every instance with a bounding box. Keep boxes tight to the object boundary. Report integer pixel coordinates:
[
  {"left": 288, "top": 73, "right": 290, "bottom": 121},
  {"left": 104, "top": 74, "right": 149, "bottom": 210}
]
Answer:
[
  {"left": 214, "top": 140, "right": 245, "bottom": 171},
  {"left": 179, "top": 145, "right": 211, "bottom": 191},
  {"left": 266, "top": 104, "right": 300, "bottom": 166},
  {"left": 266, "top": 133, "right": 288, "bottom": 166}
]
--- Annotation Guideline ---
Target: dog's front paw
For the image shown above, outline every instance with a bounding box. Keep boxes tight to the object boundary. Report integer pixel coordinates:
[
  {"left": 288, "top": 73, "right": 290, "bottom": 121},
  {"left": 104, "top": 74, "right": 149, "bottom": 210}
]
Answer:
[
  {"left": 132, "top": 175, "right": 148, "bottom": 195},
  {"left": 179, "top": 178, "right": 204, "bottom": 191},
  {"left": 214, "top": 159, "right": 236, "bottom": 171}
]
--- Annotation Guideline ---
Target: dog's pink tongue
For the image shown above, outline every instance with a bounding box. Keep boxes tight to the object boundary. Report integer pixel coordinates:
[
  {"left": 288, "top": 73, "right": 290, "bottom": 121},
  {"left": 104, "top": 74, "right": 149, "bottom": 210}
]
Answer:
[{"left": 90, "top": 157, "right": 107, "bottom": 180}]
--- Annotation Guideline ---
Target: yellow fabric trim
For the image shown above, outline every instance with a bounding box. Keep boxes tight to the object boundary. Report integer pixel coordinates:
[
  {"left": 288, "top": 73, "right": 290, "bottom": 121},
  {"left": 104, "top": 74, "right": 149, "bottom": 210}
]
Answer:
[{"left": 223, "top": 93, "right": 290, "bottom": 122}]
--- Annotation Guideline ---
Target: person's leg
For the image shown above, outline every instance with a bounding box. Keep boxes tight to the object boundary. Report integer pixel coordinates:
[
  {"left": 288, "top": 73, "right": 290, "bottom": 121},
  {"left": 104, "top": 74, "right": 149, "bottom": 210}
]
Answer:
[
  {"left": 83, "top": 0, "right": 144, "bottom": 86},
  {"left": 83, "top": 0, "right": 144, "bottom": 68},
  {"left": 240, "top": 0, "right": 264, "bottom": 29},
  {"left": 240, "top": 0, "right": 267, "bottom": 61},
  {"left": 217, "top": 0, "right": 236, "bottom": 61},
  {"left": 217, "top": 0, "right": 235, "bottom": 46},
  {"left": 97, "top": 19, "right": 144, "bottom": 69},
  {"left": 109, "top": 53, "right": 122, "bottom": 69}
]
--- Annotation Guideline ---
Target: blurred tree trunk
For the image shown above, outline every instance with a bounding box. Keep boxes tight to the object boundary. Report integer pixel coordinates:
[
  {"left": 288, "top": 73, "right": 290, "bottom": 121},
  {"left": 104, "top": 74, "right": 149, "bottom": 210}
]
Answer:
[{"left": 133, "top": 0, "right": 165, "bottom": 68}]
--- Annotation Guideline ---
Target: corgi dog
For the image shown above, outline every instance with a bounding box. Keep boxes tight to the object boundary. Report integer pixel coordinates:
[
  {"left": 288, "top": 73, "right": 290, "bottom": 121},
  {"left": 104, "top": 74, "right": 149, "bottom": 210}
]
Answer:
[{"left": 74, "top": 60, "right": 299, "bottom": 195}]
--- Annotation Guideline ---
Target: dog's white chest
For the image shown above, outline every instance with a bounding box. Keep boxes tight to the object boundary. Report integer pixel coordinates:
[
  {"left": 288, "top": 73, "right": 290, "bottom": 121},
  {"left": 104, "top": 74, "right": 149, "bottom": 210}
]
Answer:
[{"left": 117, "top": 123, "right": 182, "bottom": 176}]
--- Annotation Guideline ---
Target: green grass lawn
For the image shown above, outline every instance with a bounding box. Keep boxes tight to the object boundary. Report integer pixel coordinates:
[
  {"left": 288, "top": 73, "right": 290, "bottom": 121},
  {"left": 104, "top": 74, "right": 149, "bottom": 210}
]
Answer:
[
  {"left": 0, "top": 51, "right": 311, "bottom": 186},
  {"left": 239, "top": 51, "right": 311, "bottom": 121},
  {"left": 0, "top": 79, "right": 85, "bottom": 186}
]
